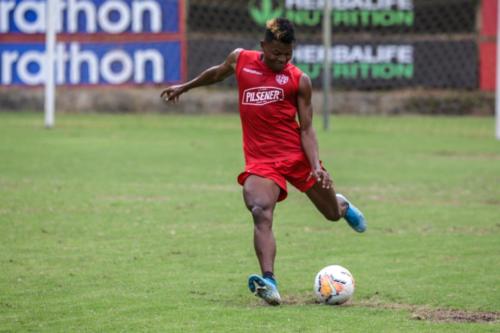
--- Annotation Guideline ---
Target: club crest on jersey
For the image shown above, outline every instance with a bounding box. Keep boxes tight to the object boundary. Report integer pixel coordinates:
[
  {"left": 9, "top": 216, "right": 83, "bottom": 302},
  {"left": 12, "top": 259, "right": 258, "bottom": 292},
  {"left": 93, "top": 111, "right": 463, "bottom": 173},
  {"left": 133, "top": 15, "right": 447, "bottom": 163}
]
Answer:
[
  {"left": 275, "top": 74, "right": 289, "bottom": 85},
  {"left": 242, "top": 87, "right": 284, "bottom": 106}
]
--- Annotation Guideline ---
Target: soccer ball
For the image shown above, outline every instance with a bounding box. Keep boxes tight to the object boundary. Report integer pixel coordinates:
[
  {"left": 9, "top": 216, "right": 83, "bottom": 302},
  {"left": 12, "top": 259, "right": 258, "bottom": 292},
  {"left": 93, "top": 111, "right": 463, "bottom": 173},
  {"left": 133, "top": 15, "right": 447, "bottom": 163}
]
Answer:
[{"left": 314, "top": 265, "right": 355, "bottom": 305}]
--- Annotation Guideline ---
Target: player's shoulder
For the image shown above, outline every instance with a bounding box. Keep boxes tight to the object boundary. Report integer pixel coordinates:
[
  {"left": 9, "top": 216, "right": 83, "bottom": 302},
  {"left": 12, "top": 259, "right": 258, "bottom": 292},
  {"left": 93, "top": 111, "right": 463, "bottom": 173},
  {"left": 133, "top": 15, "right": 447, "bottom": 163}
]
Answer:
[
  {"left": 299, "top": 71, "right": 311, "bottom": 84},
  {"left": 228, "top": 48, "right": 243, "bottom": 61},
  {"left": 237, "top": 49, "right": 261, "bottom": 59},
  {"left": 227, "top": 48, "right": 247, "bottom": 68},
  {"left": 288, "top": 62, "right": 305, "bottom": 76},
  {"left": 231, "top": 48, "right": 244, "bottom": 56},
  {"left": 286, "top": 63, "right": 309, "bottom": 86},
  {"left": 233, "top": 49, "right": 261, "bottom": 69}
]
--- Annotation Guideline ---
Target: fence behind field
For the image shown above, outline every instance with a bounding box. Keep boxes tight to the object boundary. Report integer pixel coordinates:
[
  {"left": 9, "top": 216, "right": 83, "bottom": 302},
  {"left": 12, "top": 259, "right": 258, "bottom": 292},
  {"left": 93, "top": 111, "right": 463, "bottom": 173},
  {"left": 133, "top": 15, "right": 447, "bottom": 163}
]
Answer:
[
  {"left": 188, "top": 0, "right": 479, "bottom": 90},
  {"left": 0, "top": 0, "right": 495, "bottom": 115}
]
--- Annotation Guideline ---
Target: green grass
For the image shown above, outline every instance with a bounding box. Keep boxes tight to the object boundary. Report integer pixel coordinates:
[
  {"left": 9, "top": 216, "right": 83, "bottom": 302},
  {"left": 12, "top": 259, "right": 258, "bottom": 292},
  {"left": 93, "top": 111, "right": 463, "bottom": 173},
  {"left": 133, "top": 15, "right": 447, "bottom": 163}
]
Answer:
[{"left": 0, "top": 112, "right": 499, "bottom": 332}]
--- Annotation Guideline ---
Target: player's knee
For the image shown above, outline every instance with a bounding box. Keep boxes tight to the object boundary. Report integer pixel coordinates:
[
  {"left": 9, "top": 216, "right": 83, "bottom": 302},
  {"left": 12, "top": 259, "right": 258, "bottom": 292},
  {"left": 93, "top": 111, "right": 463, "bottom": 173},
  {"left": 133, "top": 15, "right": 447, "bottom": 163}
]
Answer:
[
  {"left": 323, "top": 210, "right": 342, "bottom": 222},
  {"left": 250, "top": 205, "right": 272, "bottom": 225}
]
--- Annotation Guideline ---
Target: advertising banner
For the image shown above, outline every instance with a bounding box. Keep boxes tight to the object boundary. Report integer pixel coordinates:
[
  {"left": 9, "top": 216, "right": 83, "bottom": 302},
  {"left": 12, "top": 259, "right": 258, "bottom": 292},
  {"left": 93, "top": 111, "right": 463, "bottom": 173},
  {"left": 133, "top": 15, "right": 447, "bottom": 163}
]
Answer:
[
  {"left": 294, "top": 41, "right": 477, "bottom": 89},
  {"left": 189, "top": 40, "right": 477, "bottom": 89},
  {"left": 189, "top": 0, "right": 478, "bottom": 34},
  {"left": 187, "top": 0, "right": 478, "bottom": 90},
  {"left": 1, "top": 41, "right": 181, "bottom": 85},
  {"left": 0, "top": 0, "right": 185, "bottom": 86}
]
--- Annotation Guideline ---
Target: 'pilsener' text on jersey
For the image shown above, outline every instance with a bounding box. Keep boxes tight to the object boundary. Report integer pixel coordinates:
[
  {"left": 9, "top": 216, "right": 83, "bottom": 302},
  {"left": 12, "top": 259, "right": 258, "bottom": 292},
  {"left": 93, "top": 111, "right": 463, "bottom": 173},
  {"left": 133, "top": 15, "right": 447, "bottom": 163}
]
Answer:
[{"left": 235, "top": 50, "right": 305, "bottom": 164}]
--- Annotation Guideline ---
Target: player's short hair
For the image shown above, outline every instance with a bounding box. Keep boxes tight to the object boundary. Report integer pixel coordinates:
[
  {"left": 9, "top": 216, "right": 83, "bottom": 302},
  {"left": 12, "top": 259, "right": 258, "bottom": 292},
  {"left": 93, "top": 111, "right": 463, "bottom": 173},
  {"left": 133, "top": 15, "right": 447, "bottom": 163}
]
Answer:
[{"left": 264, "top": 18, "right": 295, "bottom": 44}]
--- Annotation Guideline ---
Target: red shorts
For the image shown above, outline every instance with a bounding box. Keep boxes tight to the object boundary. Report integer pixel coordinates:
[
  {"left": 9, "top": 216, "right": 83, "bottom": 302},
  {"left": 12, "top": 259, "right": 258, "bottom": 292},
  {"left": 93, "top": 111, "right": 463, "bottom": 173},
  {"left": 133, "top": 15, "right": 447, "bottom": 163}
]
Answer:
[{"left": 237, "top": 155, "right": 318, "bottom": 202}]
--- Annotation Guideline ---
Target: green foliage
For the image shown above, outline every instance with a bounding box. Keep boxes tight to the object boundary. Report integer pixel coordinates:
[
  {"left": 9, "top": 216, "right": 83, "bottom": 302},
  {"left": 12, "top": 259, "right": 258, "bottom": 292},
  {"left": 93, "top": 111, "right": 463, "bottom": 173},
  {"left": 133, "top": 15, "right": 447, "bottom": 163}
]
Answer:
[
  {"left": 249, "top": 0, "right": 283, "bottom": 26},
  {"left": 0, "top": 113, "right": 499, "bottom": 332}
]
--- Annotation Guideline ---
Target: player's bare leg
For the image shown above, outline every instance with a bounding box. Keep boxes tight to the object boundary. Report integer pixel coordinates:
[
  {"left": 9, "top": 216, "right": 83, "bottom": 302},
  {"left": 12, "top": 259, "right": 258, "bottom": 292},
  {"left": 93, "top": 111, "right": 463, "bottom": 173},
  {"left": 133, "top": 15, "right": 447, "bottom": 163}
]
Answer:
[
  {"left": 243, "top": 175, "right": 280, "bottom": 275},
  {"left": 306, "top": 182, "right": 366, "bottom": 232},
  {"left": 306, "top": 181, "right": 346, "bottom": 221},
  {"left": 243, "top": 175, "right": 282, "bottom": 305}
]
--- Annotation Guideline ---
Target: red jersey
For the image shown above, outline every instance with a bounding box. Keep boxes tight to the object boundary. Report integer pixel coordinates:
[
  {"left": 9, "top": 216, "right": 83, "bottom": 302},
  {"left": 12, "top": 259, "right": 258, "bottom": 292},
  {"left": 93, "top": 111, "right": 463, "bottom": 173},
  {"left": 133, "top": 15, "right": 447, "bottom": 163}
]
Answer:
[{"left": 235, "top": 50, "right": 305, "bottom": 164}]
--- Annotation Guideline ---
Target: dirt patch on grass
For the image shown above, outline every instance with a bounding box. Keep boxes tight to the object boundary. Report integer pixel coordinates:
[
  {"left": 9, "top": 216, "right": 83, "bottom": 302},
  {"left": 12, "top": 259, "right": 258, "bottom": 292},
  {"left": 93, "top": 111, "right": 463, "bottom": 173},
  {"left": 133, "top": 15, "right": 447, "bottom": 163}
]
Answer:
[
  {"left": 412, "top": 308, "right": 500, "bottom": 323},
  {"left": 432, "top": 151, "right": 500, "bottom": 161},
  {"left": 247, "top": 294, "right": 499, "bottom": 323},
  {"left": 358, "top": 298, "right": 500, "bottom": 323}
]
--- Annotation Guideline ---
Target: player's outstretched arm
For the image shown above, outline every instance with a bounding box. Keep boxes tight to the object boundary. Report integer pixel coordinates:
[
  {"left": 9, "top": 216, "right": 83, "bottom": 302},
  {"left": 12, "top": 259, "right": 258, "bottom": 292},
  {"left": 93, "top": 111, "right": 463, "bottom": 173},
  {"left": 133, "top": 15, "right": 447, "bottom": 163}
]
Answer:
[
  {"left": 297, "top": 73, "right": 332, "bottom": 189},
  {"left": 161, "top": 48, "right": 242, "bottom": 103}
]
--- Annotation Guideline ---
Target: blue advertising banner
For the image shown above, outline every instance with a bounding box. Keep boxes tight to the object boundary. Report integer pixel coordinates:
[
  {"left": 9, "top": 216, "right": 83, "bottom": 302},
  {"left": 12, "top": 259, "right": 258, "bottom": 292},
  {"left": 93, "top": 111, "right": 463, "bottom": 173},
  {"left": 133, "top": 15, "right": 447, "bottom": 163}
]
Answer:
[
  {"left": 0, "top": 41, "right": 181, "bottom": 85},
  {"left": 0, "top": 0, "right": 185, "bottom": 86},
  {"left": 0, "top": 0, "right": 180, "bottom": 34}
]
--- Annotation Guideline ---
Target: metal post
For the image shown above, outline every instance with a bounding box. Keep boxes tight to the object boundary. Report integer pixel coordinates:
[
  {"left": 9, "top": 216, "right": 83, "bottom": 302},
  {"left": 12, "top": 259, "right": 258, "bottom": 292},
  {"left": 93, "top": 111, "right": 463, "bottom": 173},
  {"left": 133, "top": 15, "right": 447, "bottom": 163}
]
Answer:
[
  {"left": 44, "top": 0, "right": 56, "bottom": 128},
  {"left": 322, "top": 0, "right": 331, "bottom": 131}
]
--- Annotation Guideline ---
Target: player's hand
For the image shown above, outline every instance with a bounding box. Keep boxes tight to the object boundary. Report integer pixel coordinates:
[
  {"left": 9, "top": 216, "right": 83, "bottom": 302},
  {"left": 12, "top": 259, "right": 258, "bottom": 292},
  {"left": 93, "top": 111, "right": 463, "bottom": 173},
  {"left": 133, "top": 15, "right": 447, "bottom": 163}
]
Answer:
[
  {"left": 308, "top": 168, "right": 333, "bottom": 189},
  {"left": 160, "top": 85, "right": 185, "bottom": 104}
]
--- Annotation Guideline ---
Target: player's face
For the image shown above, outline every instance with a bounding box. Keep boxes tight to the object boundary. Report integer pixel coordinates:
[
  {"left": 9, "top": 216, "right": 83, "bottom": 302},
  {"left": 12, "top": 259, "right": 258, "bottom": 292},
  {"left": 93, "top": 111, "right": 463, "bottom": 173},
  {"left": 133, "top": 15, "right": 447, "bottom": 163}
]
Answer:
[{"left": 261, "top": 40, "right": 293, "bottom": 72}]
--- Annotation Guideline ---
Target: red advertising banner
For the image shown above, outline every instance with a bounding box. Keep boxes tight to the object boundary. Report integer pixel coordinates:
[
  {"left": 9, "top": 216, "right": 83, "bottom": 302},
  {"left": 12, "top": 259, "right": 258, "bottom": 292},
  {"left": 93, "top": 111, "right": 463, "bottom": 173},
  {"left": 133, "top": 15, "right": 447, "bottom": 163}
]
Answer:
[
  {"left": 482, "top": 0, "right": 498, "bottom": 36},
  {"left": 480, "top": 0, "right": 498, "bottom": 91}
]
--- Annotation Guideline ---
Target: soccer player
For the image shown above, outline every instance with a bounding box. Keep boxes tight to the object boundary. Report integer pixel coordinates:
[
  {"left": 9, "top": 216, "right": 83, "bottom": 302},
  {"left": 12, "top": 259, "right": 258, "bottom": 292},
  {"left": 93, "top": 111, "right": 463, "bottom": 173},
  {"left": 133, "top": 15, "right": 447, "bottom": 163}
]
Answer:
[{"left": 161, "top": 18, "right": 366, "bottom": 306}]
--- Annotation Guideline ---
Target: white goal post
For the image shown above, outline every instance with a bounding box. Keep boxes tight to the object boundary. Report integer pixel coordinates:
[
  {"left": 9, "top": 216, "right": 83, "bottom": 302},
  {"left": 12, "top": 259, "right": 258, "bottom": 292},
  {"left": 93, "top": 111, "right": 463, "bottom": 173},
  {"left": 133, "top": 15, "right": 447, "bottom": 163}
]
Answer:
[
  {"left": 44, "top": 0, "right": 56, "bottom": 128},
  {"left": 322, "top": 0, "right": 331, "bottom": 131}
]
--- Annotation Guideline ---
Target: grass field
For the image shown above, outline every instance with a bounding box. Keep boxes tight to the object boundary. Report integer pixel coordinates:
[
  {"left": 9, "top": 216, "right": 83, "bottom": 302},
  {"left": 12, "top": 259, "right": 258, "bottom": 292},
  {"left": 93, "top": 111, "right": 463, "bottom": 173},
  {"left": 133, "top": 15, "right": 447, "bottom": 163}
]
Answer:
[{"left": 0, "top": 112, "right": 499, "bottom": 332}]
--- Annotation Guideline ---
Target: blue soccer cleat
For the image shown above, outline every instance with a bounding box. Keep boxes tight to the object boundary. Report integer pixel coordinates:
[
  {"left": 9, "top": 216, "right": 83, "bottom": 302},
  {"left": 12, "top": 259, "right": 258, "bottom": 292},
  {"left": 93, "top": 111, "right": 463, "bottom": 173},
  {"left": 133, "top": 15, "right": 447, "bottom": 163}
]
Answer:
[
  {"left": 336, "top": 194, "right": 367, "bottom": 233},
  {"left": 248, "top": 274, "right": 281, "bottom": 305}
]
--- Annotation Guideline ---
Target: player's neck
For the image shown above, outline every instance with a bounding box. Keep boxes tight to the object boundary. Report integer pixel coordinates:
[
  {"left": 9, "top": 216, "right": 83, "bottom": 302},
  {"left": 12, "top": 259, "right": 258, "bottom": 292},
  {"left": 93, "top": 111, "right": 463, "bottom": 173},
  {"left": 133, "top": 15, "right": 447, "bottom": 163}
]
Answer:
[{"left": 259, "top": 53, "right": 287, "bottom": 73}]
